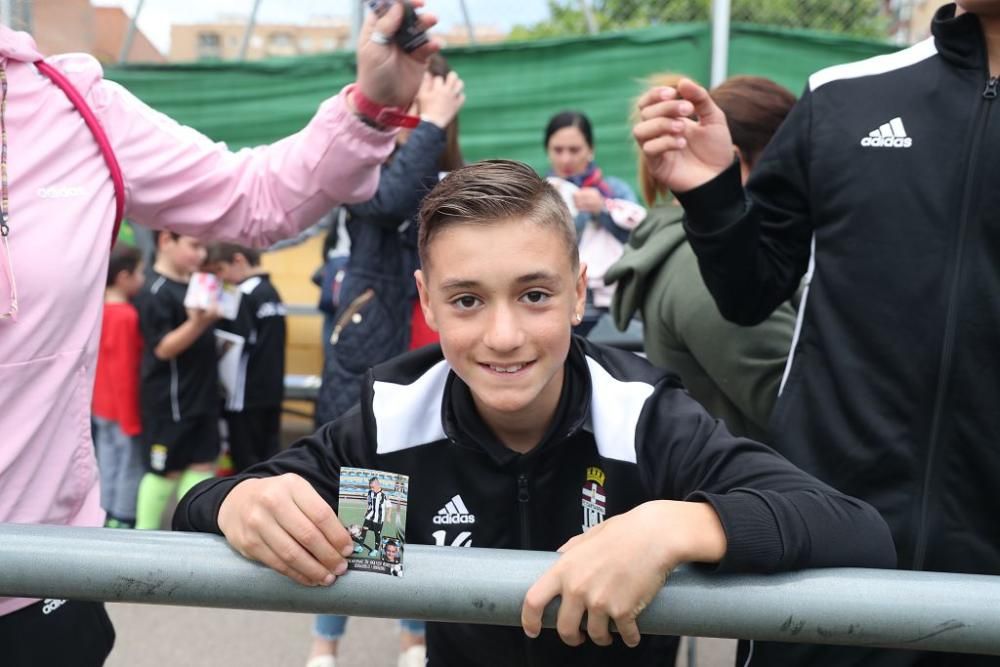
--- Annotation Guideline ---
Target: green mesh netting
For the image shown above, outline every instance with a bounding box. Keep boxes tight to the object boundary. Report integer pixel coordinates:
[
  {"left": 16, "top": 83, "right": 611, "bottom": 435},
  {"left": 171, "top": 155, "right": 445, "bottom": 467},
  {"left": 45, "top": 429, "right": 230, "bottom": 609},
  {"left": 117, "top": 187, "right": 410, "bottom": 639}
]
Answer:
[{"left": 104, "top": 24, "right": 898, "bottom": 193}]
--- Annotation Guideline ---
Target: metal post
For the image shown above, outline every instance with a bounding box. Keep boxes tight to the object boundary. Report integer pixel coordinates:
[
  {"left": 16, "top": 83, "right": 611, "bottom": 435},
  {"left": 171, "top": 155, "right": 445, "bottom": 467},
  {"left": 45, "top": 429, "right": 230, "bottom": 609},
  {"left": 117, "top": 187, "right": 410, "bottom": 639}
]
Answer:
[
  {"left": 118, "top": 0, "right": 147, "bottom": 65},
  {"left": 710, "top": 0, "right": 731, "bottom": 87},
  {"left": 0, "top": 0, "right": 11, "bottom": 28},
  {"left": 238, "top": 0, "right": 264, "bottom": 62},
  {"left": 349, "top": 0, "right": 364, "bottom": 50},
  {"left": 458, "top": 0, "right": 477, "bottom": 45},
  {"left": 2, "top": 524, "right": 1000, "bottom": 655},
  {"left": 578, "top": 0, "right": 598, "bottom": 35}
]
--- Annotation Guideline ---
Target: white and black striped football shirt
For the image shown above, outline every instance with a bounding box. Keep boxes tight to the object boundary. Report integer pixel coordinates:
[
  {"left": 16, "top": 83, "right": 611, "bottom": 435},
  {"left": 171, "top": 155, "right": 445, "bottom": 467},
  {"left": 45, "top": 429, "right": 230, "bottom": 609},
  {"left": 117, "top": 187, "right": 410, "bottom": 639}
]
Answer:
[{"left": 365, "top": 489, "right": 387, "bottom": 523}]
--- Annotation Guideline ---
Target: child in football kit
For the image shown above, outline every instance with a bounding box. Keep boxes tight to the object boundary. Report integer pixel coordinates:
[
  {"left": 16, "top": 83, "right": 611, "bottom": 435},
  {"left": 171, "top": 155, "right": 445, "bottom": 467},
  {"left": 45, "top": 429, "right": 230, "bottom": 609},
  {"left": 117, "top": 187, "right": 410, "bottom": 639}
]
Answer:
[
  {"left": 357, "top": 477, "right": 388, "bottom": 556},
  {"left": 175, "top": 161, "right": 895, "bottom": 666},
  {"left": 92, "top": 243, "right": 146, "bottom": 528},
  {"left": 134, "top": 231, "right": 222, "bottom": 530},
  {"left": 207, "top": 243, "right": 287, "bottom": 473}
]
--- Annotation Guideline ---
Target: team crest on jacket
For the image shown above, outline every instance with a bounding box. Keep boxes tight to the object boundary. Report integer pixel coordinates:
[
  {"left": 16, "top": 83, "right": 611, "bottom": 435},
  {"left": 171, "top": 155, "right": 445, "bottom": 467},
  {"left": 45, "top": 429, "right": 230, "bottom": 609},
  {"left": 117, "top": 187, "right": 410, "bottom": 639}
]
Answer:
[{"left": 581, "top": 467, "right": 607, "bottom": 532}]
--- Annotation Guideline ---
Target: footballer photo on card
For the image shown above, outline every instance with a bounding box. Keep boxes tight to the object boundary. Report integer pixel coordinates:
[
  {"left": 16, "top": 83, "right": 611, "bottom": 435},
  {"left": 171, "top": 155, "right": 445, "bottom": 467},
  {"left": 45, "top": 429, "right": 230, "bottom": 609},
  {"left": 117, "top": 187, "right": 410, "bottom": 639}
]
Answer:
[{"left": 339, "top": 467, "right": 409, "bottom": 576}]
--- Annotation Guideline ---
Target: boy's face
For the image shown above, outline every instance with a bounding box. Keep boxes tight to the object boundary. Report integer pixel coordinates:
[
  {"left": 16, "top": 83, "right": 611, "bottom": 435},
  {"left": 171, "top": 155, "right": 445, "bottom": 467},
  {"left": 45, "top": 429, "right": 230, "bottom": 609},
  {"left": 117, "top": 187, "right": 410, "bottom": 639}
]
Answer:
[
  {"left": 212, "top": 258, "right": 246, "bottom": 286},
  {"left": 160, "top": 235, "right": 207, "bottom": 277},
  {"left": 121, "top": 261, "right": 146, "bottom": 297},
  {"left": 370, "top": 480, "right": 381, "bottom": 492},
  {"left": 385, "top": 543, "right": 399, "bottom": 562},
  {"left": 415, "top": 218, "right": 586, "bottom": 431}
]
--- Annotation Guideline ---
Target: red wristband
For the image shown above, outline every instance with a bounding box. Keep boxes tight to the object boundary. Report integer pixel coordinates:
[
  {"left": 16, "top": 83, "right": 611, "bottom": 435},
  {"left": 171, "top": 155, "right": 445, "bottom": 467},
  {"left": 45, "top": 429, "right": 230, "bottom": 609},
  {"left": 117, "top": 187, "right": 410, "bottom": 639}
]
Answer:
[{"left": 346, "top": 84, "right": 420, "bottom": 129}]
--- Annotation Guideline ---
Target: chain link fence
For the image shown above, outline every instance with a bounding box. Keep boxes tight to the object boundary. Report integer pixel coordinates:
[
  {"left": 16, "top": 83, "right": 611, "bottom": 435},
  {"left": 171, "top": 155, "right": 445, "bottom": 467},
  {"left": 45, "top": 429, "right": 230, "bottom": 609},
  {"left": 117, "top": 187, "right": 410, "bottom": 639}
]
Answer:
[
  {"left": 511, "top": 0, "right": 946, "bottom": 45},
  {"left": 731, "top": 0, "right": 886, "bottom": 38}
]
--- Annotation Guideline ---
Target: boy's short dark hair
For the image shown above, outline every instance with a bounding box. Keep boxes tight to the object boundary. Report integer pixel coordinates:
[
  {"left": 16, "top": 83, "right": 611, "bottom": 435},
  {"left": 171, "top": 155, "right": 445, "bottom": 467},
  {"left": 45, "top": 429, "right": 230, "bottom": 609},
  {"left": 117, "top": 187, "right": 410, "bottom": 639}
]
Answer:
[
  {"left": 155, "top": 230, "right": 180, "bottom": 245},
  {"left": 107, "top": 243, "right": 142, "bottom": 287},
  {"left": 207, "top": 242, "right": 261, "bottom": 267},
  {"left": 418, "top": 160, "right": 578, "bottom": 270}
]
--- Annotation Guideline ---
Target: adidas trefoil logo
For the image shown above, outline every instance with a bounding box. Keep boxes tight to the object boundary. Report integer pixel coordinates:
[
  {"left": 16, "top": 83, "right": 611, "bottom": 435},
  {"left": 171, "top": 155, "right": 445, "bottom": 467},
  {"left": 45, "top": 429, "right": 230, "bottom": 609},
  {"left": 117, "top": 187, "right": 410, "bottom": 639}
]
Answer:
[
  {"left": 433, "top": 494, "right": 476, "bottom": 525},
  {"left": 860, "top": 117, "right": 912, "bottom": 148}
]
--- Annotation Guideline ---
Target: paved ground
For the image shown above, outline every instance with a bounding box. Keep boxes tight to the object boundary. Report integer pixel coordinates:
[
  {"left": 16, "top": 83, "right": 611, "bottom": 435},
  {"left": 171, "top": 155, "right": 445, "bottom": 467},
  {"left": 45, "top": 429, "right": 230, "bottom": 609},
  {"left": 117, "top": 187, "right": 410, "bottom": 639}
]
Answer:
[{"left": 105, "top": 602, "right": 736, "bottom": 666}]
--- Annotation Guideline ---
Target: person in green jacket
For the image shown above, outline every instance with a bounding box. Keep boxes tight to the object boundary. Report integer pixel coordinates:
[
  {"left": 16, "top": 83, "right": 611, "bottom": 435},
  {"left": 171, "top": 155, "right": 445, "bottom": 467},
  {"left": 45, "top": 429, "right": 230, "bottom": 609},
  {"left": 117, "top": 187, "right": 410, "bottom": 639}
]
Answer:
[{"left": 606, "top": 75, "right": 797, "bottom": 441}]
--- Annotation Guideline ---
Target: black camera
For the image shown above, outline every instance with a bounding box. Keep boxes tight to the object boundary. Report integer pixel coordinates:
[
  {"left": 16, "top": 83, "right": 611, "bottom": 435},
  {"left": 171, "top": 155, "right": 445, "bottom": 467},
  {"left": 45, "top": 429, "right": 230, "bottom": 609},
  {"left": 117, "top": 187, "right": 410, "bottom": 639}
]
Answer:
[{"left": 367, "top": 0, "right": 430, "bottom": 54}]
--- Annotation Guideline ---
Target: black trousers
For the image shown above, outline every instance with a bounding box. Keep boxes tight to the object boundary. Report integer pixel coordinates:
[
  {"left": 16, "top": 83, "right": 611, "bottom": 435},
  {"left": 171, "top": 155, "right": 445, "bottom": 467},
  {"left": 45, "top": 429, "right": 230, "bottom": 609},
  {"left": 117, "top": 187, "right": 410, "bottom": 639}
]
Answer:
[
  {"left": 225, "top": 407, "right": 281, "bottom": 473},
  {"left": 739, "top": 641, "right": 1000, "bottom": 666},
  {"left": 0, "top": 599, "right": 115, "bottom": 666}
]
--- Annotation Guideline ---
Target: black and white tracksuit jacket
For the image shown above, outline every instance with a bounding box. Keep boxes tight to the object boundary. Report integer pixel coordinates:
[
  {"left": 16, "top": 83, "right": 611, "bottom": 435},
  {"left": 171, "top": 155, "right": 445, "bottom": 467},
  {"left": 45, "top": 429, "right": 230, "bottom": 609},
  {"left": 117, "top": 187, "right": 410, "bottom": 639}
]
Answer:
[
  {"left": 679, "top": 5, "right": 999, "bottom": 665},
  {"left": 175, "top": 339, "right": 893, "bottom": 667}
]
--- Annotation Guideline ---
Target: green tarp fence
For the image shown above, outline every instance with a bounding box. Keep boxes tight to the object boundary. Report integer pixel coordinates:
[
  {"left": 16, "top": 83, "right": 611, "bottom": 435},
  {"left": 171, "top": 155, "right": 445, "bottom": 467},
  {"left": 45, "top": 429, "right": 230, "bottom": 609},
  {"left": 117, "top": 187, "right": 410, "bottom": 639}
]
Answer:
[{"left": 104, "top": 23, "right": 899, "bottom": 193}]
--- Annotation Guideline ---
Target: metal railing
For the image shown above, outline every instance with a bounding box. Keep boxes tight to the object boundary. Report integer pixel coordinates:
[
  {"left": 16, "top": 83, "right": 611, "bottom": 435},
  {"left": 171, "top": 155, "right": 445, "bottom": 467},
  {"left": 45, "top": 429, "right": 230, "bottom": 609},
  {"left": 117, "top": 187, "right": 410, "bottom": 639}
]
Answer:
[{"left": 1, "top": 524, "right": 999, "bottom": 655}]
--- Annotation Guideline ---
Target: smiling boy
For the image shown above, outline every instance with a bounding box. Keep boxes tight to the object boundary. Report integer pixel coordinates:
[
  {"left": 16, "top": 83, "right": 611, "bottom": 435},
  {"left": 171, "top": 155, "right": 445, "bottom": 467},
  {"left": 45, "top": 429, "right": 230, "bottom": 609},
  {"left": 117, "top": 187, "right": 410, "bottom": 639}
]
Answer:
[{"left": 174, "top": 160, "right": 894, "bottom": 666}]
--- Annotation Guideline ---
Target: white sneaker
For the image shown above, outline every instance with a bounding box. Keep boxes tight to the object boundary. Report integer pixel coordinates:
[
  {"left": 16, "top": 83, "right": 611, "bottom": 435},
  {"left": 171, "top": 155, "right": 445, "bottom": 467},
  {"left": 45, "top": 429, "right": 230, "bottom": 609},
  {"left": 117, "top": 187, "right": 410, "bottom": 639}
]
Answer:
[
  {"left": 305, "top": 656, "right": 336, "bottom": 667},
  {"left": 398, "top": 645, "right": 426, "bottom": 667}
]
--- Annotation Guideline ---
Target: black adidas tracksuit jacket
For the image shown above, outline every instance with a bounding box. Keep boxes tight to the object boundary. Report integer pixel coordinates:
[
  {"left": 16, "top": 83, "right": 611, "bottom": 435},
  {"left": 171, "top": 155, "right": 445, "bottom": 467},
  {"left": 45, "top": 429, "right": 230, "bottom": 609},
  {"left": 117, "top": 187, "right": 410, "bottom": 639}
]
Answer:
[
  {"left": 176, "top": 338, "right": 893, "bottom": 666},
  {"left": 678, "top": 5, "right": 1000, "bottom": 666}
]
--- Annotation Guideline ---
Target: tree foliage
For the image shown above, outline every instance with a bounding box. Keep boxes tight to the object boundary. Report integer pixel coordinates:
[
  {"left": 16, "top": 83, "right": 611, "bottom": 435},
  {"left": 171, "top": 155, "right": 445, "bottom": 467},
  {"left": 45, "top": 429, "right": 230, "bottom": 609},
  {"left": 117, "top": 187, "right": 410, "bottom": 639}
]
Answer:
[{"left": 509, "top": 0, "right": 887, "bottom": 41}]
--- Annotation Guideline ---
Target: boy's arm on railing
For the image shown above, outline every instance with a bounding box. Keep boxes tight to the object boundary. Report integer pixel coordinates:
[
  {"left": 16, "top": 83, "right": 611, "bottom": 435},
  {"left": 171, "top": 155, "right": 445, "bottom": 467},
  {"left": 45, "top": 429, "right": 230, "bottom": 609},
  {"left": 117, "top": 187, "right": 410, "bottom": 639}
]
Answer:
[
  {"left": 522, "top": 500, "right": 727, "bottom": 648},
  {"left": 216, "top": 474, "right": 355, "bottom": 588},
  {"left": 174, "top": 409, "right": 374, "bottom": 587},
  {"left": 638, "top": 382, "right": 897, "bottom": 573}
]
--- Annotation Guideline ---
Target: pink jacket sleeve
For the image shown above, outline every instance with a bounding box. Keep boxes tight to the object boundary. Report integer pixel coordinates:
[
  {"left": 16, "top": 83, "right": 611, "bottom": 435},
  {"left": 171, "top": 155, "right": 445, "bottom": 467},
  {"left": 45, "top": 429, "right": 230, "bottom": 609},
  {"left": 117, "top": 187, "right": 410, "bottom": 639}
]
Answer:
[{"left": 78, "top": 57, "right": 396, "bottom": 247}]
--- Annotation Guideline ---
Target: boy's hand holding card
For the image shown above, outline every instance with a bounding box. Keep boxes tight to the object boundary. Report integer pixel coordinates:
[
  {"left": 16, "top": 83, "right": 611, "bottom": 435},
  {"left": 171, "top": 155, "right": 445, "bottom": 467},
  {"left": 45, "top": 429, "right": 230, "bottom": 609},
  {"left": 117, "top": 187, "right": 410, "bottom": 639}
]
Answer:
[
  {"left": 217, "top": 473, "right": 356, "bottom": 587},
  {"left": 184, "top": 271, "right": 242, "bottom": 320}
]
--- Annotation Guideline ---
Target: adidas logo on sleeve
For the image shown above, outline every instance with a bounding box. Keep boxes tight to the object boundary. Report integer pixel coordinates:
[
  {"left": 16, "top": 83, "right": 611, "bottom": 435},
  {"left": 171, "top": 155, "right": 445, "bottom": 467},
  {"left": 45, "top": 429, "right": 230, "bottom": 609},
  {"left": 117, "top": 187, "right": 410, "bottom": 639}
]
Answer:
[
  {"left": 433, "top": 494, "right": 476, "bottom": 525},
  {"left": 860, "top": 117, "right": 912, "bottom": 148}
]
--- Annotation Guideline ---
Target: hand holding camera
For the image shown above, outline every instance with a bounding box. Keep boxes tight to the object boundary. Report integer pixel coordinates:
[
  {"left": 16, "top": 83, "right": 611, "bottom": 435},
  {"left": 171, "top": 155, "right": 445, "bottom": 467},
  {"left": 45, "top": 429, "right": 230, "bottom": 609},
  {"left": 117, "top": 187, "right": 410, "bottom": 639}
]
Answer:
[{"left": 356, "top": 0, "right": 440, "bottom": 111}]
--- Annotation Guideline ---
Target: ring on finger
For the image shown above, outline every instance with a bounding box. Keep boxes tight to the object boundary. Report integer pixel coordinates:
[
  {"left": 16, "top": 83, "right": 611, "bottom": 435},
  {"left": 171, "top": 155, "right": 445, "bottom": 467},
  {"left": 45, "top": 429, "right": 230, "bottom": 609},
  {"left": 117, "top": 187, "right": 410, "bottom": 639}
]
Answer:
[{"left": 370, "top": 30, "right": 391, "bottom": 46}]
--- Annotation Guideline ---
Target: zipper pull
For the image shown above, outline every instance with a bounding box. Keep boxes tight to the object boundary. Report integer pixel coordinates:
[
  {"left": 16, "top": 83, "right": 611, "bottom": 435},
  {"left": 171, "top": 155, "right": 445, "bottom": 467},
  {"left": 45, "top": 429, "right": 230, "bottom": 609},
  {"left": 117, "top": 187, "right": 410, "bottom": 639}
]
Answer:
[
  {"left": 984, "top": 76, "right": 998, "bottom": 99},
  {"left": 517, "top": 474, "right": 530, "bottom": 503}
]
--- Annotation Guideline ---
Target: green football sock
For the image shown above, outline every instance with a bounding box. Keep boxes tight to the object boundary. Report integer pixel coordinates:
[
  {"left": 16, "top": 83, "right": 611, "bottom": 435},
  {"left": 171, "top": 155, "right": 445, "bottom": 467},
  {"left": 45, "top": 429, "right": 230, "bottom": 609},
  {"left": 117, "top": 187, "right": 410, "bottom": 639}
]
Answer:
[
  {"left": 135, "top": 473, "right": 178, "bottom": 530},
  {"left": 177, "top": 469, "right": 215, "bottom": 501}
]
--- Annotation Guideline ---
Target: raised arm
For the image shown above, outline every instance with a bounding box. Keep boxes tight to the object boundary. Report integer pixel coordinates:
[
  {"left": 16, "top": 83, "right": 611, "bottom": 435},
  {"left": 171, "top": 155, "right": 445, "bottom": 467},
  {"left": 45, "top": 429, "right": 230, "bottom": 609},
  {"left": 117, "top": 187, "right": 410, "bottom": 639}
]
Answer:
[
  {"left": 89, "top": 5, "right": 440, "bottom": 248},
  {"left": 635, "top": 79, "right": 814, "bottom": 325},
  {"left": 348, "top": 70, "right": 465, "bottom": 226},
  {"left": 346, "top": 121, "right": 447, "bottom": 225}
]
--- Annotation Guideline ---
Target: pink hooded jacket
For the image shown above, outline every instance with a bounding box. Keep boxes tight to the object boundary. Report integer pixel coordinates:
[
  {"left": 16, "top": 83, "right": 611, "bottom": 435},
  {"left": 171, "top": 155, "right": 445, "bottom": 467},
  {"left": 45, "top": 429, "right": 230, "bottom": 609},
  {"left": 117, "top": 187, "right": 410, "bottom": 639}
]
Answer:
[{"left": 0, "top": 26, "right": 395, "bottom": 616}]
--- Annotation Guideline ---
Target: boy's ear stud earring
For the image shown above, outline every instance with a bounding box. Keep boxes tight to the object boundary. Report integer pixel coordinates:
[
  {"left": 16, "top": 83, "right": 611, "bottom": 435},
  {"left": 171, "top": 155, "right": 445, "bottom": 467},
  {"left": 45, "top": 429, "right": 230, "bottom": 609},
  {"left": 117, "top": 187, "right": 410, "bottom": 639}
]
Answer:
[{"left": 574, "top": 313, "right": 582, "bottom": 323}]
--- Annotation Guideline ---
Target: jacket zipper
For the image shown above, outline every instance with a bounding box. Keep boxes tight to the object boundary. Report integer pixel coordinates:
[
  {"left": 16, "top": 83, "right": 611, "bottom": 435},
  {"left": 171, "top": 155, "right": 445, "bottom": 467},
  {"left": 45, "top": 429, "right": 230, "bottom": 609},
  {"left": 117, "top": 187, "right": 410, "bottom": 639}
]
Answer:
[
  {"left": 517, "top": 472, "right": 535, "bottom": 667},
  {"left": 328, "top": 288, "right": 374, "bottom": 345},
  {"left": 912, "top": 75, "right": 996, "bottom": 568},
  {"left": 517, "top": 473, "right": 531, "bottom": 547}
]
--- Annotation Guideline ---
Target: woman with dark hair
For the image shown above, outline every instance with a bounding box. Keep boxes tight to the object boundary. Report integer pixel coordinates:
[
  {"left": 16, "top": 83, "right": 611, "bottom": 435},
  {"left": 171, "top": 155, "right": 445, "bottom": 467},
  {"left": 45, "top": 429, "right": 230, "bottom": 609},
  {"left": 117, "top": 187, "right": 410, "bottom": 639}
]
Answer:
[
  {"left": 308, "top": 53, "right": 465, "bottom": 667},
  {"left": 544, "top": 111, "right": 645, "bottom": 336},
  {"left": 606, "top": 75, "right": 798, "bottom": 440}
]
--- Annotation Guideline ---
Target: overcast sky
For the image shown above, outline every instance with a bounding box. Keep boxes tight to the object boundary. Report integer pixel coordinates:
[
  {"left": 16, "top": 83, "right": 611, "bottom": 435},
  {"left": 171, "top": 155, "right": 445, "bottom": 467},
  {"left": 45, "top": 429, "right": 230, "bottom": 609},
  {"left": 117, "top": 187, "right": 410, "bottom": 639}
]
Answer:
[{"left": 92, "top": 0, "right": 553, "bottom": 53}]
